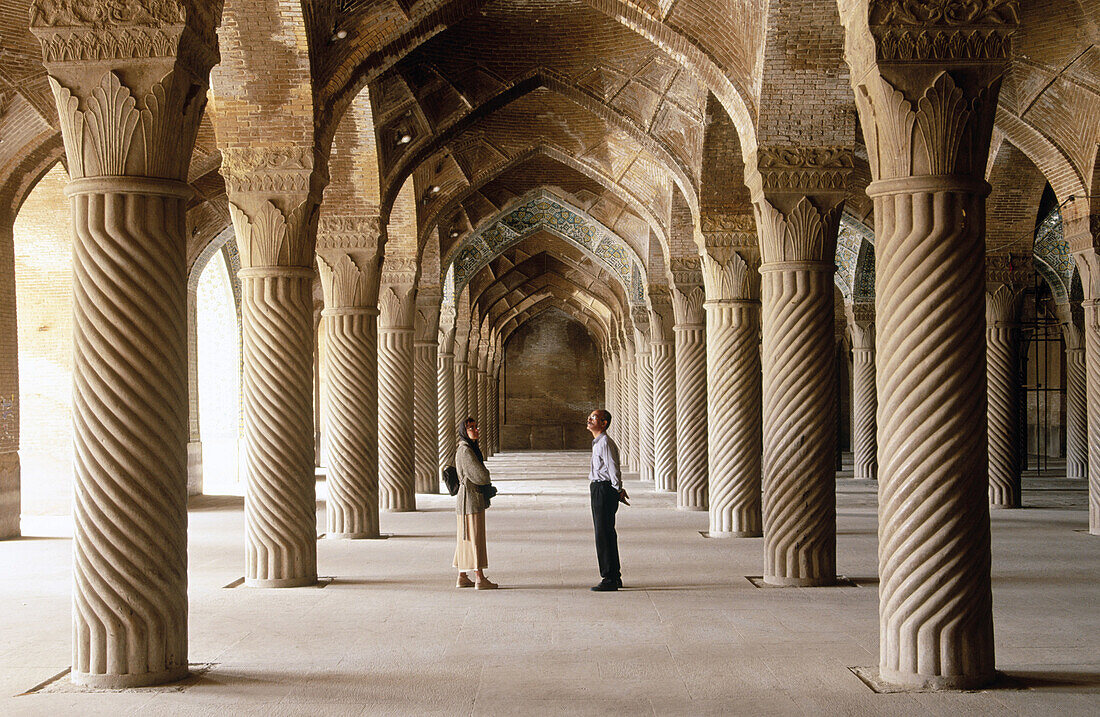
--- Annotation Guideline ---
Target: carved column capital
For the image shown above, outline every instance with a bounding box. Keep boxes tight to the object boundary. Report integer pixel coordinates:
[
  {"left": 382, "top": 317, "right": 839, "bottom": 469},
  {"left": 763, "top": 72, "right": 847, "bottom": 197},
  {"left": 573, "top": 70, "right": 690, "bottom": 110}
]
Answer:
[
  {"left": 672, "top": 284, "right": 706, "bottom": 328},
  {"left": 846, "top": 303, "right": 876, "bottom": 349},
  {"left": 415, "top": 290, "right": 443, "bottom": 344},
  {"left": 985, "top": 284, "right": 1024, "bottom": 325},
  {"left": 317, "top": 251, "right": 380, "bottom": 311},
  {"left": 754, "top": 194, "right": 845, "bottom": 265},
  {"left": 647, "top": 286, "right": 675, "bottom": 342},
  {"left": 702, "top": 249, "right": 761, "bottom": 302}
]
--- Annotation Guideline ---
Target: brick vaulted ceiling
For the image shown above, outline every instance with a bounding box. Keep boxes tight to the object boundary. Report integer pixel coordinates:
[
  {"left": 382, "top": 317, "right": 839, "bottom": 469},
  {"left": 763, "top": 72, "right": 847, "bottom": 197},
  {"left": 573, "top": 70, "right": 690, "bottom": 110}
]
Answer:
[{"left": 4, "top": 0, "right": 1100, "bottom": 328}]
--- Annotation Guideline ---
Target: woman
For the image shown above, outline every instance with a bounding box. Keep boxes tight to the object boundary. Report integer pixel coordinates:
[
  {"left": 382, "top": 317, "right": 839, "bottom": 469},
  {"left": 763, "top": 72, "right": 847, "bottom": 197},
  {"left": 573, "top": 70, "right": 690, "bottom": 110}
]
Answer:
[{"left": 453, "top": 417, "right": 497, "bottom": 589}]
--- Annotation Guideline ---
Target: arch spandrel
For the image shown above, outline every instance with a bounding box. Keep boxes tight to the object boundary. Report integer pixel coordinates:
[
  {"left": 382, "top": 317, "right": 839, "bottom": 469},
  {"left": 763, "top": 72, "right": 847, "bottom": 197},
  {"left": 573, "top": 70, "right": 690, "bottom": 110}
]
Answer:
[{"left": 445, "top": 190, "right": 647, "bottom": 306}]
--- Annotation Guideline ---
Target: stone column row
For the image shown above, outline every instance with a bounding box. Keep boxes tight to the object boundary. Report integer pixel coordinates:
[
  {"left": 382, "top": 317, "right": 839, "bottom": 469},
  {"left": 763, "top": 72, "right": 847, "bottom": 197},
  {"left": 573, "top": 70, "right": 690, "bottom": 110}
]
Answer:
[
  {"left": 413, "top": 292, "right": 441, "bottom": 493},
  {"left": 672, "top": 272, "right": 707, "bottom": 510},
  {"left": 649, "top": 290, "right": 676, "bottom": 492},
  {"left": 378, "top": 261, "right": 417, "bottom": 512},
  {"left": 847, "top": 305, "right": 877, "bottom": 481}
]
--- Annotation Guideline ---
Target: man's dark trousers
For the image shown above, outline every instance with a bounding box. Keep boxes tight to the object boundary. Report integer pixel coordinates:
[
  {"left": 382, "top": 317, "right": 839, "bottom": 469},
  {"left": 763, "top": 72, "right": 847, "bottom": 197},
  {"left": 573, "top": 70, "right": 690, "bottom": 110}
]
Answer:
[{"left": 590, "top": 481, "right": 621, "bottom": 583}]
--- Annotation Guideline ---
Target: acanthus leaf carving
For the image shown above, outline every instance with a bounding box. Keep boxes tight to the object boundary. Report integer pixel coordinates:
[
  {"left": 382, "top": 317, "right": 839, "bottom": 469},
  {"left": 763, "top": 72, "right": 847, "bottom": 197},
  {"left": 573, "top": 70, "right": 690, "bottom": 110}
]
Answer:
[
  {"left": 985, "top": 283, "right": 1024, "bottom": 324},
  {"left": 229, "top": 199, "right": 312, "bottom": 269},
  {"left": 672, "top": 284, "right": 706, "bottom": 326},
  {"left": 702, "top": 249, "right": 760, "bottom": 302},
  {"left": 317, "top": 252, "right": 378, "bottom": 310},
  {"left": 915, "top": 72, "right": 971, "bottom": 176},
  {"left": 379, "top": 285, "right": 416, "bottom": 328},
  {"left": 755, "top": 196, "right": 840, "bottom": 264},
  {"left": 845, "top": 303, "right": 875, "bottom": 349}
]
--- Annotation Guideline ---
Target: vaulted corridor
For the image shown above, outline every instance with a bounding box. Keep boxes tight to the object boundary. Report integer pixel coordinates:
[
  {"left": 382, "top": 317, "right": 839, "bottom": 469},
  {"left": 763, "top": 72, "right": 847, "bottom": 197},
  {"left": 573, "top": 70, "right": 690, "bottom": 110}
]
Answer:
[{"left": 3, "top": 453, "right": 1097, "bottom": 715}]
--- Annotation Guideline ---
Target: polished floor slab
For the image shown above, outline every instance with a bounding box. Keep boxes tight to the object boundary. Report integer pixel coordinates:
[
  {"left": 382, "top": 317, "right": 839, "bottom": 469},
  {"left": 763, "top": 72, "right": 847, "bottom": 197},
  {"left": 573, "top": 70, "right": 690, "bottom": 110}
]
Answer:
[{"left": 1, "top": 452, "right": 1098, "bottom": 715}]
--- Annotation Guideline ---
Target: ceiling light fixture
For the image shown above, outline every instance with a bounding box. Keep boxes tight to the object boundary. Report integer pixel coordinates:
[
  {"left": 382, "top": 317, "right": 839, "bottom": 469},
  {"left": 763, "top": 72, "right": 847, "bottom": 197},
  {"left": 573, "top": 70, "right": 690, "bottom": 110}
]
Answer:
[
  {"left": 331, "top": 28, "right": 348, "bottom": 41},
  {"left": 397, "top": 132, "right": 413, "bottom": 145},
  {"left": 429, "top": 185, "right": 441, "bottom": 194}
]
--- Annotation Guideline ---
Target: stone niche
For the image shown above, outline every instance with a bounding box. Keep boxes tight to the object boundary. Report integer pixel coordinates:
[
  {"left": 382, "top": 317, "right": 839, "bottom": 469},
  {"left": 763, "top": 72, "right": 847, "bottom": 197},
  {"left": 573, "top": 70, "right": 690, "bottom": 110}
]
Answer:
[{"left": 502, "top": 308, "right": 603, "bottom": 450}]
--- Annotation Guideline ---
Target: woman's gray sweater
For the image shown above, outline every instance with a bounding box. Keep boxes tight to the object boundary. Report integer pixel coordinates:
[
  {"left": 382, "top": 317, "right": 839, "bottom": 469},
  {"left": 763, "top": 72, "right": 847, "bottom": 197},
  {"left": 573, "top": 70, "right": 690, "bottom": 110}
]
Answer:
[{"left": 455, "top": 442, "right": 491, "bottom": 515}]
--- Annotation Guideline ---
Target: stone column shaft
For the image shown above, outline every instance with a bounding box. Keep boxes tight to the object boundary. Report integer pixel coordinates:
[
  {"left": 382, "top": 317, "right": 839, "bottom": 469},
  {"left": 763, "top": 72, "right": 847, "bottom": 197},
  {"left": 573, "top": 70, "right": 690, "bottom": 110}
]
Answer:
[
  {"left": 651, "top": 340, "right": 676, "bottom": 492},
  {"left": 873, "top": 181, "right": 994, "bottom": 687},
  {"left": 454, "top": 359, "right": 469, "bottom": 425},
  {"left": 848, "top": 312, "right": 877, "bottom": 481},
  {"left": 414, "top": 339, "right": 439, "bottom": 493},
  {"left": 674, "top": 314, "right": 707, "bottom": 510},
  {"left": 1064, "top": 324, "right": 1087, "bottom": 480},
  {"left": 438, "top": 348, "right": 457, "bottom": 473},
  {"left": 851, "top": 347, "right": 877, "bottom": 480},
  {"left": 0, "top": 217, "right": 19, "bottom": 540},
  {"left": 71, "top": 181, "right": 192, "bottom": 685},
  {"left": 987, "top": 286, "right": 1022, "bottom": 508},
  {"left": 322, "top": 308, "right": 379, "bottom": 537},
  {"left": 241, "top": 268, "right": 317, "bottom": 584},
  {"left": 1085, "top": 302, "right": 1100, "bottom": 533},
  {"left": 378, "top": 283, "right": 416, "bottom": 512},
  {"left": 706, "top": 300, "right": 762, "bottom": 536},
  {"left": 635, "top": 346, "right": 654, "bottom": 482},
  {"left": 760, "top": 265, "right": 836, "bottom": 585}
]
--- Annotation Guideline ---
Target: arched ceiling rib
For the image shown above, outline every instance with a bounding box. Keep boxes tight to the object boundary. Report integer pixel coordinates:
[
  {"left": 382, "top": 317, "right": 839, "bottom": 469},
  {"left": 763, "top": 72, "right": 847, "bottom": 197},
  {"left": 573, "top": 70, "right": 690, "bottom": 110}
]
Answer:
[
  {"left": 422, "top": 145, "right": 666, "bottom": 256},
  {"left": 446, "top": 191, "right": 646, "bottom": 304},
  {"left": 311, "top": 0, "right": 759, "bottom": 163}
]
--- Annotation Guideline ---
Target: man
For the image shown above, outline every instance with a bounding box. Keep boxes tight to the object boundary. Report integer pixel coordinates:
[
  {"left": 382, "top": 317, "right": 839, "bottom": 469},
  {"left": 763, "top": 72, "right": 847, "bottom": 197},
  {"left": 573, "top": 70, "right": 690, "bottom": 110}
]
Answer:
[{"left": 586, "top": 409, "right": 628, "bottom": 591}]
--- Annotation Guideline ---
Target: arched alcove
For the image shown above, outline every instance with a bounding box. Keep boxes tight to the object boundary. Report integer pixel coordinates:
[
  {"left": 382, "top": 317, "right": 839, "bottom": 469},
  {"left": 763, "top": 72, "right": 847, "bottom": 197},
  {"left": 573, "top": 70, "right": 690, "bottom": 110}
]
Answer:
[
  {"left": 502, "top": 307, "right": 603, "bottom": 450},
  {"left": 12, "top": 163, "right": 72, "bottom": 521},
  {"left": 195, "top": 249, "right": 243, "bottom": 495}
]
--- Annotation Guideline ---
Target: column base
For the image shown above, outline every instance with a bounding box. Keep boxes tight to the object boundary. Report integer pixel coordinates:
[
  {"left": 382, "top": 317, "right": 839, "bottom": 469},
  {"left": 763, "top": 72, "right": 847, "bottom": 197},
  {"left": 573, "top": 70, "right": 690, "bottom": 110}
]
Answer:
[
  {"left": 245, "top": 575, "right": 318, "bottom": 588},
  {"left": 676, "top": 505, "right": 707, "bottom": 512},
  {"left": 707, "top": 529, "right": 762, "bottom": 538},
  {"left": 72, "top": 664, "right": 190, "bottom": 689},
  {"left": 763, "top": 574, "right": 835, "bottom": 587},
  {"left": 989, "top": 503, "right": 1021, "bottom": 510},
  {"left": 325, "top": 531, "right": 380, "bottom": 540},
  {"left": 878, "top": 665, "right": 995, "bottom": 691}
]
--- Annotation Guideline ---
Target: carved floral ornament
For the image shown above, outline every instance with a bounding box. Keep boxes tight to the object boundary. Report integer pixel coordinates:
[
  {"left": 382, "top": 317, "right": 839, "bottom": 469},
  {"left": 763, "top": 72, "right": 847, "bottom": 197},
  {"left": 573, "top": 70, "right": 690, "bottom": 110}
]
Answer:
[
  {"left": 220, "top": 147, "right": 315, "bottom": 195},
  {"left": 30, "top": 0, "right": 185, "bottom": 27},
  {"left": 755, "top": 147, "right": 854, "bottom": 193},
  {"left": 317, "top": 252, "right": 377, "bottom": 310},
  {"left": 49, "top": 71, "right": 203, "bottom": 181},
  {"left": 866, "top": 1, "right": 1018, "bottom": 63},
  {"left": 316, "top": 215, "right": 382, "bottom": 251},
  {"left": 755, "top": 196, "right": 842, "bottom": 265},
  {"left": 868, "top": 0, "right": 1019, "bottom": 26}
]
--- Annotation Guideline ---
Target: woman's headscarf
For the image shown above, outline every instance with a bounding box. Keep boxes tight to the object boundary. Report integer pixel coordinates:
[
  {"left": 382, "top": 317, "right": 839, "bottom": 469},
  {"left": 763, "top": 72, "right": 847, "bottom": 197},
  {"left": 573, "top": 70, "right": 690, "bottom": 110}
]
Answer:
[{"left": 457, "top": 417, "right": 485, "bottom": 464}]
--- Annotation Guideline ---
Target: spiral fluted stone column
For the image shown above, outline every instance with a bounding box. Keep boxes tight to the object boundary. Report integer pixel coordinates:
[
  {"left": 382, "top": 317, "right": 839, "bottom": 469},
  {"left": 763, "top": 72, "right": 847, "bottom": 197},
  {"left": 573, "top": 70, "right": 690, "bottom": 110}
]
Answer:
[
  {"left": 71, "top": 177, "right": 193, "bottom": 684},
  {"left": 759, "top": 261, "right": 837, "bottom": 585},
  {"left": 649, "top": 294, "right": 676, "bottom": 492},
  {"left": 438, "top": 312, "right": 457, "bottom": 474},
  {"left": 477, "top": 346, "right": 490, "bottom": 456},
  {"left": 672, "top": 281, "right": 708, "bottom": 510},
  {"left": 987, "top": 285, "right": 1023, "bottom": 508},
  {"left": 701, "top": 243, "right": 762, "bottom": 537},
  {"left": 32, "top": 11, "right": 225, "bottom": 682},
  {"left": 489, "top": 357, "right": 502, "bottom": 454},
  {"left": 1064, "top": 321, "right": 1088, "bottom": 480},
  {"left": 633, "top": 312, "right": 654, "bottom": 483},
  {"left": 467, "top": 337, "right": 480, "bottom": 429},
  {"left": 1085, "top": 299, "right": 1100, "bottom": 533},
  {"left": 751, "top": 183, "right": 845, "bottom": 586},
  {"left": 413, "top": 294, "right": 441, "bottom": 493},
  {"left": 378, "top": 275, "right": 417, "bottom": 512},
  {"left": 317, "top": 243, "right": 381, "bottom": 538},
  {"left": 847, "top": 306, "right": 877, "bottom": 480},
  {"left": 841, "top": 8, "right": 1012, "bottom": 688},
  {"left": 622, "top": 338, "right": 638, "bottom": 471},
  {"left": 454, "top": 356, "right": 469, "bottom": 428}
]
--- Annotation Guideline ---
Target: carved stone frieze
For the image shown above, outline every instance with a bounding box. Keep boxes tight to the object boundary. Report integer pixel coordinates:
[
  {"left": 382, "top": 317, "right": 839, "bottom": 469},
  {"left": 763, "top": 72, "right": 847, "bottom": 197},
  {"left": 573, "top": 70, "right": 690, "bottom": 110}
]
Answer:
[
  {"left": 869, "top": 0, "right": 1019, "bottom": 25},
  {"left": 868, "top": 0, "right": 1018, "bottom": 62},
  {"left": 221, "top": 146, "right": 314, "bottom": 195},
  {"left": 380, "top": 255, "right": 419, "bottom": 288},
  {"left": 669, "top": 257, "right": 703, "bottom": 291},
  {"left": 755, "top": 147, "right": 854, "bottom": 193},
  {"left": 316, "top": 215, "right": 381, "bottom": 251},
  {"left": 985, "top": 252, "right": 1032, "bottom": 286},
  {"left": 29, "top": 0, "right": 218, "bottom": 72}
]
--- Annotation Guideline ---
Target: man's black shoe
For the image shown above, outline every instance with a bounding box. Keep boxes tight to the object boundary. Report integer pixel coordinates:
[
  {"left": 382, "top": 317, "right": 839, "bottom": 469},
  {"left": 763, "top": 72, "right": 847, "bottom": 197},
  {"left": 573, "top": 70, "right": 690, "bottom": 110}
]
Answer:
[{"left": 590, "top": 580, "right": 622, "bottom": 592}]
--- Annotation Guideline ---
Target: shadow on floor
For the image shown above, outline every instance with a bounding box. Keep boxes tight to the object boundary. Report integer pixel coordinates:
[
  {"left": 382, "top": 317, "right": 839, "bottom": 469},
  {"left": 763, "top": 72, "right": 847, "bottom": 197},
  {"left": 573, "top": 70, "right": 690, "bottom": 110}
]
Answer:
[{"left": 1002, "top": 670, "right": 1100, "bottom": 691}]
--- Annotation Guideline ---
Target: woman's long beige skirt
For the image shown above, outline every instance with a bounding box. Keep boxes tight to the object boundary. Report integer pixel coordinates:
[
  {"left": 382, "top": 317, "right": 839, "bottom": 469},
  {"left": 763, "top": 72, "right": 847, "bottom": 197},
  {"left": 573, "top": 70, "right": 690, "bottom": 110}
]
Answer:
[{"left": 453, "top": 510, "right": 488, "bottom": 570}]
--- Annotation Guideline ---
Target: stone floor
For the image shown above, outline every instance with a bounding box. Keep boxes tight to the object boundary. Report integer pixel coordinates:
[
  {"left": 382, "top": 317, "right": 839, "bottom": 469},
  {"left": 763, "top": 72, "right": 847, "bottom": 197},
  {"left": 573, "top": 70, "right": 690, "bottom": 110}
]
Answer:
[{"left": 2, "top": 452, "right": 1098, "bottom": 716}]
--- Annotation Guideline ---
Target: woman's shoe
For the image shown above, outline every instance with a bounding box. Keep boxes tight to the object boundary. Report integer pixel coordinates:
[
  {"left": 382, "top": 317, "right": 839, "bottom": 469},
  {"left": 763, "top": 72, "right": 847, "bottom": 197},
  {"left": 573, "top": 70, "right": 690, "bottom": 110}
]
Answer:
[
  {"left": 475, "top": 577, "right": 498, "bottom": 590},
  {"left": 457, "top": 573, "right": 475, "bottom": 588}
]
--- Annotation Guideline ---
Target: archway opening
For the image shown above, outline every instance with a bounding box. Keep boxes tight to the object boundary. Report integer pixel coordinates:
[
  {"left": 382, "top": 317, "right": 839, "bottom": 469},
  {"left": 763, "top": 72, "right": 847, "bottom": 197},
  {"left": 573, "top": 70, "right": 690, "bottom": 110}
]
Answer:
[
  {"left": 13, "top": 163, "right": 72, "bottom": 524},
  {"left": 502, "top": 307, "right": 603, "bottom": 450},
  {"left": 196, "top": 249, "right": 242, "bottom": 494}
]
